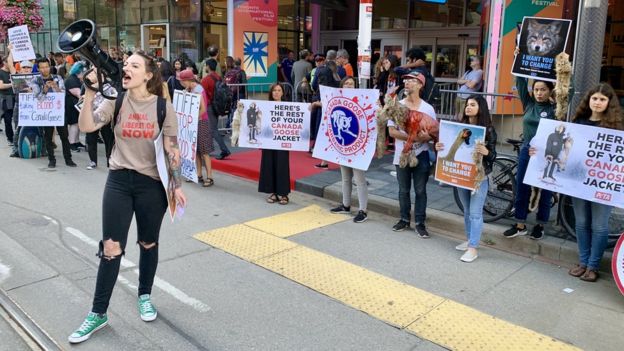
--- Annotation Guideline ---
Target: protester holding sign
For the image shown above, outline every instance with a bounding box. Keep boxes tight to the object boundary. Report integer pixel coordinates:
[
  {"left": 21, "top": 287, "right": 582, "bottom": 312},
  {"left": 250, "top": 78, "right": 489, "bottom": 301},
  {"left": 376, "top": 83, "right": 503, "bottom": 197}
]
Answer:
[
  {"left": 329, "top": 77, "right": 369, "bottom": 223},
  {"left": 387, "top": 70, "right": 438, "bottom": 237},
  {"left": 33, "top": 57, "right": 76, "bottom": 168},
  {"left": 0, "top": 55, "right": 15, "bottom": 145},
  {"left": 435, "top": 95, "right": 497, "bottom": 262},
  {"left": 258, "top": 83, "right": 291, "bottom": 205},
  {"left": 503, "top": 48, "right": 556, "bottom": 241},
  {"left": 69, "top": 52, "right": 186, "bottom": 344},
  {"left": 565, "top": 83, "right": 623, "bottom": 282}
]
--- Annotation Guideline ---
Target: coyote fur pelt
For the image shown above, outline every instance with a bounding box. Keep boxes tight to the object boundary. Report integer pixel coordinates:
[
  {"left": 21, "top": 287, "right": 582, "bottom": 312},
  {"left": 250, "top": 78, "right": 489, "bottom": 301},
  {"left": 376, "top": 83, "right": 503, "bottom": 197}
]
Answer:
[
  {"left": 471, "top": 140, "right": 486, "bottom": 195},
  {"left": 554, "top": 52, "right": 572, "bottom": 121}
]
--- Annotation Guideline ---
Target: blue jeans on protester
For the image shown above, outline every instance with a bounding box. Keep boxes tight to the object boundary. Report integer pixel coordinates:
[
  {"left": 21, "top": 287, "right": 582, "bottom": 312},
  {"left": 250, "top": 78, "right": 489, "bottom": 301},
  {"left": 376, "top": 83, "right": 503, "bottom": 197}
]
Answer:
[
  {"left": 457, "top": 179, "right": 489, "bottom": 248},
  {"left": 396, "top": 151, "right": 430, "bottom": 225},
  {"left": 514, "top": 144, "right": 552, "bottom": 224},
  {"left": 571, "top": 197, "right": 612, "bottom": 271}
]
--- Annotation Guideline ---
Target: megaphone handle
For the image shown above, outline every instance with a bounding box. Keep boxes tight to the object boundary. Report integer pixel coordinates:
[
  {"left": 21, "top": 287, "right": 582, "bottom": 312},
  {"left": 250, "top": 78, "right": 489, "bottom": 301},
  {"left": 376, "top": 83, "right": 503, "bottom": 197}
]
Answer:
[{"left": 84, "top": 68, "right": 117, "bottom": 100}]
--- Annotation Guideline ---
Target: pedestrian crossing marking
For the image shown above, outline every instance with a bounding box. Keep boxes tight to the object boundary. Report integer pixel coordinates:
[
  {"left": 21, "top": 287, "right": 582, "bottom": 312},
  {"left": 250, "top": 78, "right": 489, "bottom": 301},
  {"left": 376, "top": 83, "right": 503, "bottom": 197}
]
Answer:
[
  {"left": 193, "top": 207, "right": 581, "bottom": 351},
  {"left": 243, "top": 205, "right": 350, "bottom": 238}
]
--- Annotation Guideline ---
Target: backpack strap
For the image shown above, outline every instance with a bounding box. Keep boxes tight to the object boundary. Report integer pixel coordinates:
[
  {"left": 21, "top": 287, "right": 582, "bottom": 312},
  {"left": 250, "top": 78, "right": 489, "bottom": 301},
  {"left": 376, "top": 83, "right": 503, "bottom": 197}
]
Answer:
[
  {"left": 112, "top": 91, "right": 126, "bottom": 128},
  {"left": 157, "top": 96, "right": 166, "bottom": 130}
]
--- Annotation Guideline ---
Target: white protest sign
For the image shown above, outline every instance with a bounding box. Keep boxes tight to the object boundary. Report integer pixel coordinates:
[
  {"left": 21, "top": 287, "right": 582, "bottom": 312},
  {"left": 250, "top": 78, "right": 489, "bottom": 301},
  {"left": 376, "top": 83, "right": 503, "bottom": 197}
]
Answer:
[
  {"left": 18, "top": 93, "right": 65, "bottom": 127},
  {"left": 154, "top": 131, "right": 183, "bottom": 222},
  {"left": 237, "top": 99, "right": 310, "bottom": 151},
  {"left": 312, "top": 86, "right": 378, "bottom": 171},
  {"left": 8, "top": 25, "right": 36, "bottom": 62},
  {"left": 172, "top": 90, "right": 200, "bottom": 183},
  {"left": 524, "top": 119, "right": 624, "bottom": 208}
]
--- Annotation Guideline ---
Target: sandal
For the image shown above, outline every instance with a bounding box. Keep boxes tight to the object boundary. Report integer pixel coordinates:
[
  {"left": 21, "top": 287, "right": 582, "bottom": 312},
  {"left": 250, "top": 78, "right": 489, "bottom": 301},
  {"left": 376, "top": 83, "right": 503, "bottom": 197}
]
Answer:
[
  {"left": 267, "top": 194, "right": 278, "bottom": 203},
  {"left": 202, "top": 178, "right": 214, "bottom": 187},
  {"left": 278, "top": 195, "right": 289, "bottom": 205}
]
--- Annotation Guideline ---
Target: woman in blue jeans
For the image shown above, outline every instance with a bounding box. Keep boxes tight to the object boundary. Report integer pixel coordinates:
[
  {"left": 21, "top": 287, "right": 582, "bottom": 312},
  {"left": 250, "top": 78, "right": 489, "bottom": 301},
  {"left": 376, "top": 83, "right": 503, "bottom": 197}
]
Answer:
[
  {"left": 435, "top": 95, "right": 497, "bottom": 262},
  {"left": 566, "top": 83, "right": 623, "bottom": 282}
]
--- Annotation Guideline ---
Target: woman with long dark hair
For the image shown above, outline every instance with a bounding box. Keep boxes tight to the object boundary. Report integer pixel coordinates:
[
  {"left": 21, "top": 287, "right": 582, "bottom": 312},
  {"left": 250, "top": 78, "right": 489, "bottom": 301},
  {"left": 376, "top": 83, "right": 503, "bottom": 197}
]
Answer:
[
  {"left": 258, "top": 83, "right": 291, "bottom": 205},
  {"left": 435, "top": 95, "right": 497, "bottom": 262},
  {"left": 567, "top": 83, "right": 623, "bottom": 282},
  {"left": 69, "top": 51, "right": 187, "bottom": 343},
  {"left": 376, "top": 55, "right": 402, "bottom": 102}
]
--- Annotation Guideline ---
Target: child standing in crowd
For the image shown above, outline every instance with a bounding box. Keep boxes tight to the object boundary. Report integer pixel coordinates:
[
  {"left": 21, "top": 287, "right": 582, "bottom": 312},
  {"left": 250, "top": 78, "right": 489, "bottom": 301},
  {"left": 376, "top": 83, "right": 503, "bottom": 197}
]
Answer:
[
  {"left": 388, "top": 70, "right": 438, "bottom": 237},
  {"left": 435, "top": 95, "right": 497, "bottom": 262},
  {"left": 258, "top": 83, "right": 291, "bottom": 205},
  {"left": 565, "top": 83, "right": 623, "bottom": 282},
  {"left": 69, "top": 52, "right": 186, "bottom": 344},
  {"left": 329, "top": 76, "right": 369, "bottom": 223}
]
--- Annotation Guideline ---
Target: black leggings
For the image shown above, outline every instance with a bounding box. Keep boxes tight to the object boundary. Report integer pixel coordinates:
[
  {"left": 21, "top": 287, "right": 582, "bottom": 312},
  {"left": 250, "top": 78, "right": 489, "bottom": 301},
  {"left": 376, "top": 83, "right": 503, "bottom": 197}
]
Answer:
[
  {"left": 86, "top": 123, "right": 114, "bottom": 166},
  {"left": 92, "top": 169, "right": 168, "bottom": 314}
]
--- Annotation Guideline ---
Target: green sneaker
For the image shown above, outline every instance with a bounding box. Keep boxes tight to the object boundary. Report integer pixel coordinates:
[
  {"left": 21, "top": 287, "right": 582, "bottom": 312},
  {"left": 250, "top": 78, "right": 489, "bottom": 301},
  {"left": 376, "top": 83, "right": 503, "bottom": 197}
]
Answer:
[
  {"left": 138, "top": 294, "right": 157, "bottom": 322},
  {"left": 68, "top": 312, "right": 108, "bottom": 344}
]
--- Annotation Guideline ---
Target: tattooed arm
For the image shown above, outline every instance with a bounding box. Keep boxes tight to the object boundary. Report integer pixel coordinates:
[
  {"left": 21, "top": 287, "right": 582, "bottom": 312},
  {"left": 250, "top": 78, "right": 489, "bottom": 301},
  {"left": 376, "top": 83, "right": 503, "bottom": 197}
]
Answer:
[{"left": 164, "top": 135, "right": 187, "bottom": 207}]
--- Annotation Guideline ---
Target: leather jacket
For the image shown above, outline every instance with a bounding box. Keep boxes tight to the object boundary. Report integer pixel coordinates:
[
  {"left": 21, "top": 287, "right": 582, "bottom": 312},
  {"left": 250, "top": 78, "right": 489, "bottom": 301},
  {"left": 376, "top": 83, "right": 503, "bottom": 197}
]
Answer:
[{"left": 483, "top": 126, "right": 497, "bottom": 175}]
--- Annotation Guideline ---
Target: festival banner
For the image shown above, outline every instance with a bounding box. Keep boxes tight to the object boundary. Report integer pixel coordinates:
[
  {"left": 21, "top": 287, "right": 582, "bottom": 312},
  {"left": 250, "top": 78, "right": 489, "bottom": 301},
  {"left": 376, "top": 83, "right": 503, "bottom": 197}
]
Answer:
[
  {"left": 228, "top": 0, "right": 278, "bottom": 82},
  {"left": 511, "top": 17, "right": 572, "bottom": 82},
  {"left": 11, "top": 73, "right": 40, "bottom": 94},
  {"left": 524, "top": 119, "right": 624, "bottom": 208},
  {"left": 357, "top": 0, "right": 373, "bottom": 80},
  {"left": 434, "top": 120, "right": 486, "bottom": 191},
  {"left": 17, "top": 92, "right": 65, "bottom": 127},
  {"left": 312, "top": 85, "right": 378, "bottom": 171},
  {"left": 154, "top": 131, "right": 184, "bottom": 222},
  {"left": 237, "top": 99, "right": 310, "bottom": 151},
  {"left": 172, "top": 90, "right": 200, "bottom": 183},
  {"left": 8, "top": 25, "right": 36, "bottom": 62}
]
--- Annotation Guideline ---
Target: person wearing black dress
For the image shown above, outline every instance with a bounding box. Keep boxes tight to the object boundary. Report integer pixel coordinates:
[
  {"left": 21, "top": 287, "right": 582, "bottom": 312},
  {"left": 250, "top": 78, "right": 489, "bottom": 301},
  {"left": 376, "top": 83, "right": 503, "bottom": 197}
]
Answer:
[{"left": 258, "top": 83, "right": 291, "bottom": 205}]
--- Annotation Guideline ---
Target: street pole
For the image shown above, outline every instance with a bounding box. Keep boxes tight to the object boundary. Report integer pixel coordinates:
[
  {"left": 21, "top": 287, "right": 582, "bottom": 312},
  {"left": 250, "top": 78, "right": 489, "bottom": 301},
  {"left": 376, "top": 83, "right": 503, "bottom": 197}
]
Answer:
[{"left": 569, "top": 0, "right": 609, "bottom": 116}]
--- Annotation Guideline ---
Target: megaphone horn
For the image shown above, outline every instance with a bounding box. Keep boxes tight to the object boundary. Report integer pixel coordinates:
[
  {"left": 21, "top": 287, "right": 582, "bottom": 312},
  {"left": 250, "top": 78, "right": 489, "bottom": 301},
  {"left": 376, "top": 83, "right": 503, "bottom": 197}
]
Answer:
[{"left": 57, "top": 19, "right": 120, "bottom": 99}]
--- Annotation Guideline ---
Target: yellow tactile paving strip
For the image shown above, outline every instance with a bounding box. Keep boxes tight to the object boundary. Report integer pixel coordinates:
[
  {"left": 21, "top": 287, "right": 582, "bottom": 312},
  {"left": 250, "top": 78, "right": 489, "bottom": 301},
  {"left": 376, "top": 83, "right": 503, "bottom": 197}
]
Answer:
[
  {"left": 244, "top": 204, "right": 350, "bottom": 238},
  {"left": 193, "top": 206, "right": 581, "bottom": 351}
]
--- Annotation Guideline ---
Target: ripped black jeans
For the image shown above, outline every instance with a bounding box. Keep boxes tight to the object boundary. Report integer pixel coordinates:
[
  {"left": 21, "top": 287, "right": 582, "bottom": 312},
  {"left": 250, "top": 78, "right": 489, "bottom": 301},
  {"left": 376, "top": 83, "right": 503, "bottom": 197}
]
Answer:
[{"left": 92, "top": 169, "right": 168, "bottom": 314}]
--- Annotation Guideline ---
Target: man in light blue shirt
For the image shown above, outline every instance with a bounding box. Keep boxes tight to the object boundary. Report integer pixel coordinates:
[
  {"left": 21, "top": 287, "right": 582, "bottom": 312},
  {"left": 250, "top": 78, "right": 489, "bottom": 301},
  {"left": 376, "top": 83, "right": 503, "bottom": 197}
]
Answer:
[{"left": 455, "top": 56, "right": 483, "bottom": 119}]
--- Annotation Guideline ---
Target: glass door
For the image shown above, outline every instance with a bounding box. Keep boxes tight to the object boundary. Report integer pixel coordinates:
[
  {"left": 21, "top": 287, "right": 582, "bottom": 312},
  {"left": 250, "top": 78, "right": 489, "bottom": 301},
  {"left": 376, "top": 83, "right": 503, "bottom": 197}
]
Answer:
[
  {"left": 380, "top": 38, "right": 404, "bottom": 62},
  {"left": 141, "top": 24, "right": 169, "bottom": 60}
]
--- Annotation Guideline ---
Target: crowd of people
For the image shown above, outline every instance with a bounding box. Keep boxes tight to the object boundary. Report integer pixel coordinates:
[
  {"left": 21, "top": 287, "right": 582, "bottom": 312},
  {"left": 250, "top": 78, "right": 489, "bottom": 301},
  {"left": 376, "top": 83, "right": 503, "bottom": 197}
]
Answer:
[{"left": 1, "top": 41, "right": 622, "bottom": 344}]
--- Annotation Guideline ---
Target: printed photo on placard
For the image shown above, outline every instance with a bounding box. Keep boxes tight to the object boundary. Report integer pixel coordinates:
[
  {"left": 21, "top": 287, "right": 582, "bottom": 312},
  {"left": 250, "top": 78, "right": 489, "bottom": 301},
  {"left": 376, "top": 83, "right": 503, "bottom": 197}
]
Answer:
[
  {"left": 11, "top": 73, "right": 40, "bottom": 94},
  {"left": 434, "top": 120, "right": 486, "bottom": 191},
  {"left": 511, "top": 17, "right": 572, "bottom": 82}
]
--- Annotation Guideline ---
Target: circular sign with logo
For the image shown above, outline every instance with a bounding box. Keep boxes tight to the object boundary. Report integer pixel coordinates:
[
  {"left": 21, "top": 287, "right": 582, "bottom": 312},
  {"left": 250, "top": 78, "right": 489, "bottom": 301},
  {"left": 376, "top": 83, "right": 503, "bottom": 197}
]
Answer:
[
  {"left": 612, "top": 233, "right": 624, "bottom": 296},
  {"left": 325, "top": 96, "right": 369, "bottom": 156}
]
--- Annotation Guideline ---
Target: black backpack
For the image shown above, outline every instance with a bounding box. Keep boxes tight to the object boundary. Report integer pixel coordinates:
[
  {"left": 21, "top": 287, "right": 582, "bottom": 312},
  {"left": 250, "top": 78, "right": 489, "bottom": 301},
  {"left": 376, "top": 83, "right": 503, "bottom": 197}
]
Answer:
[
  {"left": 112, "top": 92, "right": 167, "bottom": 136},
  {"left": 209, "top": 75, "right": 232, "bottom": 116}
]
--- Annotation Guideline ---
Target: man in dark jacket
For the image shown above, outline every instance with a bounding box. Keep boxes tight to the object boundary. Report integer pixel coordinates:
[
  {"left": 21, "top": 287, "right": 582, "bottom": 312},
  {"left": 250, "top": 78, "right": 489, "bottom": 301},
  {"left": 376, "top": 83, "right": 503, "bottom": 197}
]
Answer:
[{"left": 395, "top": 47, "right": 435, "bottom": 103}]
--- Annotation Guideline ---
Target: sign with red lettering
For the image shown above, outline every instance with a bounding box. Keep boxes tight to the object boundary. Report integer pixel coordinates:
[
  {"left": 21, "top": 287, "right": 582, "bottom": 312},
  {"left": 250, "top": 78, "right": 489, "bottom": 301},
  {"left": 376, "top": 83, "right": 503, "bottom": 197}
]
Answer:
[
  {"left": 612, "top": 234, "right": 624, "bottom": 296},
  {"left": 18, "top": 92, "right": 65, "bottom": 127},
  {"left": 313, "top": 86, "right": 379, "bottom": 171},
  {"left": 236, "top": 99, "right": 310, "bottom": 151},
  {"left": 172, "top": 90, "right": 200, "bottom": 183},
  {"left": 524, "top": 119, "right": 624, "bottom": 208}
]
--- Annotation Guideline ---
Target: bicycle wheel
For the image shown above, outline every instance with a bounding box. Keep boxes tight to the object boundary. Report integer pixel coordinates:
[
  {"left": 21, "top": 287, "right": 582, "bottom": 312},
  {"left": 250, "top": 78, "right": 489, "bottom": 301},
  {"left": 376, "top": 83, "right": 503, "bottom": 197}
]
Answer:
[
  {"left": 454, "top": 158, "right": 516, "bottom": 223},
  {"left": 559, "top": 195, "right": 624, "bottom": 246}
]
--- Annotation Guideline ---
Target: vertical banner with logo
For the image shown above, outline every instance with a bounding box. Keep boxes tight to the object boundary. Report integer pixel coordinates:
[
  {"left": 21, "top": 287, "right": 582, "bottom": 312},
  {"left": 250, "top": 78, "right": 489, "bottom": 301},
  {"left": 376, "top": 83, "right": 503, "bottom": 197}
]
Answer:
[
  {"left": 228, "top": 0, "right": 278, "bottom": 83},
  {"left": 312, "top": 86, "right": 378, "bottom": 171},
  {"left": 172, "top": 90, "right": 200, "bottom": 183},
  {"left": 357, "top": 0, "right": 373, "bottom": 80}
]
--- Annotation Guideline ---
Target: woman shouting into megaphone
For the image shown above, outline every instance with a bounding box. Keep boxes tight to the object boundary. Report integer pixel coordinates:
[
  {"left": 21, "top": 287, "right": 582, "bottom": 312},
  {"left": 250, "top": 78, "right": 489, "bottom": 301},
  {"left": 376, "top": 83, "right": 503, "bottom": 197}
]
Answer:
[{"left": 68, "top": 51, "right": 186, "bottom": 344}]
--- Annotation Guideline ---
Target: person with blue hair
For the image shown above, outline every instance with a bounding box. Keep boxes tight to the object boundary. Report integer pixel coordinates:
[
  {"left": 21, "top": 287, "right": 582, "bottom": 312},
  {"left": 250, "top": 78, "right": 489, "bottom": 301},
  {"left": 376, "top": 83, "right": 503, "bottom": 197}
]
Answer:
[{"left": 65, "top": 61, "right": 89, "bottom": 155}]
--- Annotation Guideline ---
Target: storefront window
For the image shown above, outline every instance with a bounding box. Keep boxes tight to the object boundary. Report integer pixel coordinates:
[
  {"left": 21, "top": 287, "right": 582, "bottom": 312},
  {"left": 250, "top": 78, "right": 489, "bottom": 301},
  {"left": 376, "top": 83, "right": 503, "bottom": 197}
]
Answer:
[
  {"left": 466, "top": 0, "right": 482, "bottom": 26},
  {"left": 58, "top": 0, "right": 76, "bottom": 28},
  {"left": 278, "top": 31, "right": 298, "bottom": 57},
  {"left": 372, "top": 0, "right": 408, "bottom": 29},
  {"left": 95, "top": 1, "right": 117, "bottom": 27},
  {"left": 118, "top": 25, "right": 141, "bottom": 54},
  {"left": 117, "top": 0, "right": 141, "bottom": 25},
  {"left": 142, "top": 0, "right": 168, "bottom": 23},
  {"left": 434, "top": 44, "right": 460, "bottom": 78},
  {"left": 171, "top": 0, "right": 201, "bottom": 22},
  {"left": 203, "top": 0, "right": 227, "bottom": 23},
  {"left": 78, "top": 0, "right": 94, "bottom": 19},
  {"left": 410, "top": 0, "right": 466, "bottom": 28},
  {"left": 171, "top": 23, "right": 201, "bottom": 62},
  {"left": 321, "top": 5, "right": 356, "bottom": 31},
  {"left": 97, "top": 27, "right": 118, "bottom": 53},
  {"left": 279, "top": 0, "right": 296, "bottom": 31},
  {"left": 202, "top": 23, "right": 228, "bottom": 60}
]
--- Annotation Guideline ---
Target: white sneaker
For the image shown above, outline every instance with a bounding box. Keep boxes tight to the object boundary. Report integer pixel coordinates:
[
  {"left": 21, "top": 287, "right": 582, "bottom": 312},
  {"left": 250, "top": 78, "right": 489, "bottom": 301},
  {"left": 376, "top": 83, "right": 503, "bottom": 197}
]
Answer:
[
  {"left": 455, "top": 241, "right": 469, "bottom": 251},
  {"left": 460, "top": 250, "right": 478, "bottom": 263},
  {"left": 86, "top": 161, "right": 96, "bottom": 170}
]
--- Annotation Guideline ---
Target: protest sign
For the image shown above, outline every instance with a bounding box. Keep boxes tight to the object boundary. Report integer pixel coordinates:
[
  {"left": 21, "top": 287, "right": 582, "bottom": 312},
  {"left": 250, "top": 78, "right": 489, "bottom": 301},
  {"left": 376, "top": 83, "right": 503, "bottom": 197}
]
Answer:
[
  {"left": 8, "top": 25, "right": 36, "bottom": 62},
  {"left": 154, "top": 131, "right": 183, "bottom": 222},
  {"left": 434, "top": 120, "right": 486, "bottom": 191},
  {"left": 18, "top": 92, "right": 65, "bottom": 127},
  {"left": 312, "top": 85, "right": 378, "bottom": 171},
  {"left": 511, "top": 17, "right": 572, "bottom": 82},
  {"left": 74, "top": 84, "right": 118, "bottom": 112},
  {"left": 237, "top": 99, "right": 310, "bottom": 151},
  {"left": 11, "top": 73, "right": 40, "bottom": 94},
  {"left": 172, "top": 90, "right": 200, "bottom": 183},
  {"left": 524, "top": 119, "right": 624, "bottom": 208}
]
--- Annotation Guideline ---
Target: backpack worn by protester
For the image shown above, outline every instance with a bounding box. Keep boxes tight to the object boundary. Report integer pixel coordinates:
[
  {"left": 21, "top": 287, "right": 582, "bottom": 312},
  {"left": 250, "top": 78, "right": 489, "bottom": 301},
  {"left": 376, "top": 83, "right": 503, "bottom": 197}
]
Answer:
[
  {"left": 112, "top": 92, "right": 167, "bottom": 141},
  {"left": 209, "top": 75, "right": 233, "bottom": 116}
]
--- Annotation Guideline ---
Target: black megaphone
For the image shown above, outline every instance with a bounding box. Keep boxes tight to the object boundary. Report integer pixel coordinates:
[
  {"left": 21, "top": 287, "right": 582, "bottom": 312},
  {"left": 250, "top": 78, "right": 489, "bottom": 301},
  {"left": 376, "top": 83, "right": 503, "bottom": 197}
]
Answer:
[{"left": 57, "top": 19, "right": 120, "bottom": 100}]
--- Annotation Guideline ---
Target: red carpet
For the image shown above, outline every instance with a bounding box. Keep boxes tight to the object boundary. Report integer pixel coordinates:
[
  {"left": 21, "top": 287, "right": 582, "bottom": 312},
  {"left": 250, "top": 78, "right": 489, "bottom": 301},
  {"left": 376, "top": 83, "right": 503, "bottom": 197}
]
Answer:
[{"left": 211, "top": 150, "right": 339, "bottom": 189}]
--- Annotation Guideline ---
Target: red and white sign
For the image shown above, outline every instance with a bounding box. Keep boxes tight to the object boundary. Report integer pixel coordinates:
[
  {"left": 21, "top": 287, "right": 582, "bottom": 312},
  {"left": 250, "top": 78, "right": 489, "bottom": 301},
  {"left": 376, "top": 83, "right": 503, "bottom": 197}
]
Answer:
[
  {"left": 357, "top": 0, "right": 373, "bottom": 79},
  {"left": 612, "top": 234, "right": 624, "bottom": 296}
]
